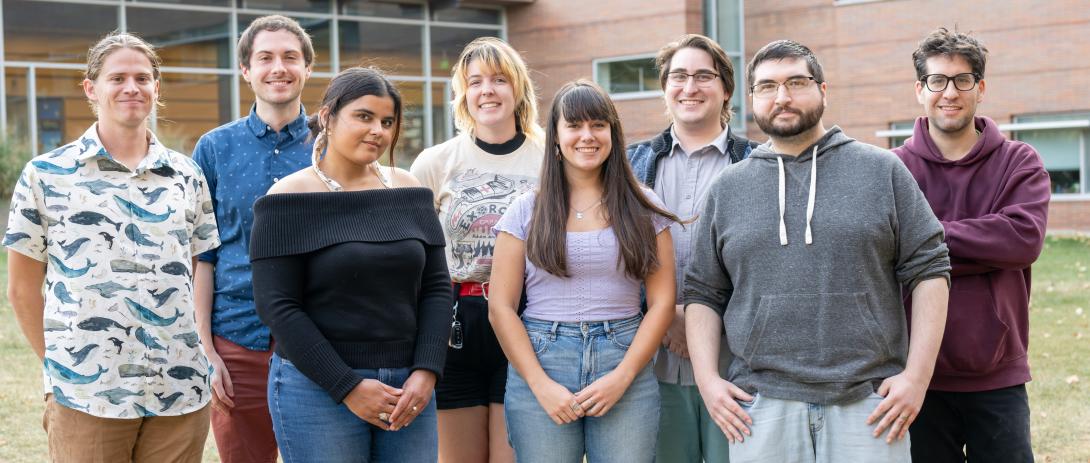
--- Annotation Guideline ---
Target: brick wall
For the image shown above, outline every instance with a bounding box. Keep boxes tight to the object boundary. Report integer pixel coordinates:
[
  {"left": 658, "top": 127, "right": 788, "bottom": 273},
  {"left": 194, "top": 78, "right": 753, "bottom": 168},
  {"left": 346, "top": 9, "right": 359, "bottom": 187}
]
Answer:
[
  {"left": 506, "top": 0, "right": 700, "bottom": 143},
  {"left": 1049, "top": 200, "right": 1090, "bottom": 233}
]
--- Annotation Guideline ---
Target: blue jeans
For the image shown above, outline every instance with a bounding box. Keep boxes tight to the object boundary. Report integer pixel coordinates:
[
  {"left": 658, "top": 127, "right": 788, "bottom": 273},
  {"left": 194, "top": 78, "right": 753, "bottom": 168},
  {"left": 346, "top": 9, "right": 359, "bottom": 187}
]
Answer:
[
  {"left": 505, "top": 315, "right": 660, "bottom": 463},
  {"left": 267, "top": 354, "right": 438, "bottom": 463},
  {"left": 729, "top": 393, "right": 910, "bottom": 463}
]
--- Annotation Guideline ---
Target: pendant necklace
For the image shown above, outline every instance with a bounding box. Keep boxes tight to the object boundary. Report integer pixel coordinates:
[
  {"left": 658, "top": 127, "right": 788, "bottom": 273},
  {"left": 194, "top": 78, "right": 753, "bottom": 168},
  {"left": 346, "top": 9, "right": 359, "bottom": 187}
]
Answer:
[{"left": 572, "top": 198, "right": 603, "bottom": 220}]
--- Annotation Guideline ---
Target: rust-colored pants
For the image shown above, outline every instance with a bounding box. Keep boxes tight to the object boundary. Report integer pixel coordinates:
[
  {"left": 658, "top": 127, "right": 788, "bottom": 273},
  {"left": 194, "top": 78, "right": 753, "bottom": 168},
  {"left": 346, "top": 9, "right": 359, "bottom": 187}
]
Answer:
[
  {"left": 210, "top": 335, "right": 277, "bottom": 463},
  {"left": 43, "top": 395, "right": 209, "bottom": 463}
]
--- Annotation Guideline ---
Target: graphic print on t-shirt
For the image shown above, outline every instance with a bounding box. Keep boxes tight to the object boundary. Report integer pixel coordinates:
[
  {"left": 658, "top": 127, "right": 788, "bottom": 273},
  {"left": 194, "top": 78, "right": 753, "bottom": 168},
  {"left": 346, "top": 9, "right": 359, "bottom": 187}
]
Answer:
[{"left": 444, "top": 168, "right": 535, "bottom": 281}]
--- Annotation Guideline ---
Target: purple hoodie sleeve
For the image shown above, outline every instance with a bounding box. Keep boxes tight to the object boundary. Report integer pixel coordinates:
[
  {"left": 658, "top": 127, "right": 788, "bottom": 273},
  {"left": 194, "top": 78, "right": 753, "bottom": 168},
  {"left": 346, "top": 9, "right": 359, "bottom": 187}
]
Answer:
[{"left": 940, "top": 150, "right": 1050, "bottom": 272}]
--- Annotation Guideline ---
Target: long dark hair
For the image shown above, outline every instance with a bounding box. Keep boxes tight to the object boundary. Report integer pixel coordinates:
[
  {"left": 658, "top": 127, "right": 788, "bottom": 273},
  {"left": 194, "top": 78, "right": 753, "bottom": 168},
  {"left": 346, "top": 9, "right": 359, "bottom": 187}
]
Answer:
[
  {"left": 307, "top": 66, "right": 402, "bottom": 166},
  {"left": 527, "top": 80, "right": 680, "bottom": 280}
]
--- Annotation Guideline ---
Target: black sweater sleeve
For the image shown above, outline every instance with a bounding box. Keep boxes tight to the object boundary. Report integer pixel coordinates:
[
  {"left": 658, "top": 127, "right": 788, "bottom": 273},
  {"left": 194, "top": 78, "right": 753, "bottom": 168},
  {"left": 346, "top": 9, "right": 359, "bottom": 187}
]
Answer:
[
  {"left": 412, "top": 244, "right": 454, "bottom": 376},
  {"left": 252, "top": 253, "right": 363, "bottom": 403}
]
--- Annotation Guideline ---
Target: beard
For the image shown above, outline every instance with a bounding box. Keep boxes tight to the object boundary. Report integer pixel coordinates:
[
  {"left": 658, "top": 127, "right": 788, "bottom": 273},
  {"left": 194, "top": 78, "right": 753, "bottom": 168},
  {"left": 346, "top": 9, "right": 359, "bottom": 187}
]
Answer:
[{"left": 755, "top": 103, "right": 825, "bottom": 138}]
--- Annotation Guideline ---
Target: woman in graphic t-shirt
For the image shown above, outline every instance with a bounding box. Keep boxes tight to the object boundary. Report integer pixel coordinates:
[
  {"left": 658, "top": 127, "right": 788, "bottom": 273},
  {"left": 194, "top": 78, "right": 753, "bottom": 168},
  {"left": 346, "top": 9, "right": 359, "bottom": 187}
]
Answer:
[{"left": 409, "top": 37, "right": 544, "bottom": 463}]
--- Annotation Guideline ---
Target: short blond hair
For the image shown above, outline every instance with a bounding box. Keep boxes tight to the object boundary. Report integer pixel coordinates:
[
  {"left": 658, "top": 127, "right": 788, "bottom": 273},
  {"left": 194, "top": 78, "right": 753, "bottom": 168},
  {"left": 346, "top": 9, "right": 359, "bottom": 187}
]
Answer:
[
  {"left": 84, "top": 32, "right": 163, "bottom": 115},
  {"left": 450, "top": 37, "right": 542, "bottom": 142}
]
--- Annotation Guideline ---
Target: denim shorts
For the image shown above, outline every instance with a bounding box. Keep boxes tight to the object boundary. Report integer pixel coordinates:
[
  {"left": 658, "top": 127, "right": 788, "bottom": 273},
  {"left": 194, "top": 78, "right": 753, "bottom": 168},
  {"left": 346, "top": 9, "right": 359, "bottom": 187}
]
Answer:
[
  {"left": 267, "top": 354, "right": 438, "bottom": 463},
  {"left": 504, "top": 314, "right": 660, "bottom": 463}
]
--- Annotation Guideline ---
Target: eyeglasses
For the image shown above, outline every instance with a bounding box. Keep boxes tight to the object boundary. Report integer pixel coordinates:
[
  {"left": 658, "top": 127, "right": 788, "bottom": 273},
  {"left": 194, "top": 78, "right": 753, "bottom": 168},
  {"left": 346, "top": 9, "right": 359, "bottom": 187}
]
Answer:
[
  {"left": 920, "top": 73, "right": 980, "bottom": 92},
  {"left": 666, "top": 71, "right": 720, "bottom": 87},
  {"left": 750, "top": 76, "right": 819, "bottom": 98}
]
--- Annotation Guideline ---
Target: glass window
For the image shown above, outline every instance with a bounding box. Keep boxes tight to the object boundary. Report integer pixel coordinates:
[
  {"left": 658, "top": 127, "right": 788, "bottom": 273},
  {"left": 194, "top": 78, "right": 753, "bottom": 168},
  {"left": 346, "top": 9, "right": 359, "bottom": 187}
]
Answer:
[
  {"left": 339, "top": 21, "right": 423, "bottom": 75},
  {"left": 729, "top": 55, "right": 744, "bottom": 130},
  {"left": 241, "top": 0, "right": 331, "bottom": 13},
  {"left": 432, "top": 6, "right": 501, "bottom": 25},
  {"left": 128, "top": 7, "right": 232, "bottom": 69},
  {"left": 888, "top": 121, "right": 914, "bottom": 149},
  {"left": 394, "top": 81, "right": 425, "bottom": 168},
  {"left": 432, "top": 82, "right": 453, "bottom": 144},
  {"left": 129, "top": 0, "right": 232, "bottom": 7},
  {"left": 157, "top": 73, "right": 233, "bottom": 155},
  {"left": 36, "top": 69, "right": 95, "bottom": 153},
  {"left": 1014, "top": 113, "right": 1089, "bottom": 195},
  {"left": 431, "top": 27, "right": 491, "bottom": 77},
  {"left": 341, "top": 0, "right": 424, "bottom": 19},
  {"left": 706, "top": 0, "right": 742, "bottom": 52},
  {"left": 596, "top": 57, "right": 658, "bottom": 95},
  {"left": 5, "top": 67, "right": 31, "bottom": 151},
  {"left": 3, "top": 0, "right": 118, "bottom": 63},
  {"left": 239, "top": 15, "right": 333, "bottom": 73}
]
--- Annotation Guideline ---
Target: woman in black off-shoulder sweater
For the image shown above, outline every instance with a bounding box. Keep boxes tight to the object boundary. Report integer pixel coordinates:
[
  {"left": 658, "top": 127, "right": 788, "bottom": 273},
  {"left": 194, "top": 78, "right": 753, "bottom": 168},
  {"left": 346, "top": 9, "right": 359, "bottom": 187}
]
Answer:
[{"left": 250, "top": 67, "right": 452, "bottom": 463}]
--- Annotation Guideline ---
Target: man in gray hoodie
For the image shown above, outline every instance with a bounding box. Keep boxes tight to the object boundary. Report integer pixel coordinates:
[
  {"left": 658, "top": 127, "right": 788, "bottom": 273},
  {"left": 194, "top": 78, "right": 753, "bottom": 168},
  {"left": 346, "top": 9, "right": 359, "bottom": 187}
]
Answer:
[{"left": 683, "top": 40, "right": 952, "bottom": 462}]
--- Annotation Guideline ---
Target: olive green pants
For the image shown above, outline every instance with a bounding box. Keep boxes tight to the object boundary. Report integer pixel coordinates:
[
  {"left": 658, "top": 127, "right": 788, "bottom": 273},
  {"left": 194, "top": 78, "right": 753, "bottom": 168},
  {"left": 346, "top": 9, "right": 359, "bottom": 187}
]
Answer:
[{"left": 654, "top": 382, "right": 730, "bottom": 463}]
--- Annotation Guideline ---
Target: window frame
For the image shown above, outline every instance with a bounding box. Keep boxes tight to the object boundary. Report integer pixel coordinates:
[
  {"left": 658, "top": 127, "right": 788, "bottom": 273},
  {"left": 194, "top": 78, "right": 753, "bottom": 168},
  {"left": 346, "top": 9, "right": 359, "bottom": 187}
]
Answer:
[{"left": 592, "top": 53, "right": 663, "bottom": 101}]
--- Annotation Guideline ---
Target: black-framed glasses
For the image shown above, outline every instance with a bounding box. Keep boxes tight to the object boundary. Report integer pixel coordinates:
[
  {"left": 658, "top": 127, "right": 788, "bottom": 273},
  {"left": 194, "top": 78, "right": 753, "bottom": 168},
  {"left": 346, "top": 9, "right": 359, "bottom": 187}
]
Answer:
[
  {"left": 920, "top": 73, "right": 980, "bottom": 92},
  {"left": 750, "top": 76, "right": 819, "bottom": 98},
  {"left": 666, "top": 71, "right": 720, "bottom": 87}
]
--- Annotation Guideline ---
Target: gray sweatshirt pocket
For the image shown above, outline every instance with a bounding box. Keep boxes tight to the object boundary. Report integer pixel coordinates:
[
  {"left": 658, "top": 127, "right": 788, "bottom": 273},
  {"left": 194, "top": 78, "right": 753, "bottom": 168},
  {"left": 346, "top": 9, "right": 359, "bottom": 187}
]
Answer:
[{"left": 742, "top": 293, "right": 891, "bottom": 383}]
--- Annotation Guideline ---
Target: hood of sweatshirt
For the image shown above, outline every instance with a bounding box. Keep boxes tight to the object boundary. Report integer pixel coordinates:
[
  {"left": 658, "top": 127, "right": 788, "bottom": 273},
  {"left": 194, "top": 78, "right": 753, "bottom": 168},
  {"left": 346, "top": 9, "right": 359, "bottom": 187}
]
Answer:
[
  {"left": 898, "top": 116, "right": 1005, "bottom": 166},
  {"left": 750, "top": 127, "right": 854, "bottom": 246}
]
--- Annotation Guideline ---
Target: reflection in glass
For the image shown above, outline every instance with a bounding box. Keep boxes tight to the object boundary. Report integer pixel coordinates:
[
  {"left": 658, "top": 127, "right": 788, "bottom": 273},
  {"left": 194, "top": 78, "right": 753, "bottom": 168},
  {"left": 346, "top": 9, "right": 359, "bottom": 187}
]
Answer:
[
  {"left": 432, "top": 6, "right": 501, "bottom": 24},
  {"left": 158, "top": 73, "right": 232, "bottom": 155},
  {"left": 598, "top": 59, "right": 657, "bottom": 94},
  {"left": 5, "top": 67, "right": 31, "bottom": 151},
  {"left": 339, "top": 21, "right": 422, "bottom": 75},
  {"left": 393, "top": 81, "right": 424, "bottom": 168},
  {"left": 341, "top": 0, "right": 424, "bottom": 19},
  {"left": 129, "top": 0, "right": 231, "bottom": 7},
  {"left": 431, "top": 27, "right": 492, "bottom": 77},
  {"left": 432, "top": 82, "right": 454, "bottom": 145},
  {"left": 127, "top": 7, "right": 231, "bottom": 69},
  {"left": 242, "top": 0, "right": 331, "bottom": 13},
  {"left": 3, "top": 0, "right": 118, "bottom": 63},
  {"left": 239, "top": 15, "right": 333, "bottom": 72},
  {"left": 35, "top": 69, "right": 95, "bottom": 153}
]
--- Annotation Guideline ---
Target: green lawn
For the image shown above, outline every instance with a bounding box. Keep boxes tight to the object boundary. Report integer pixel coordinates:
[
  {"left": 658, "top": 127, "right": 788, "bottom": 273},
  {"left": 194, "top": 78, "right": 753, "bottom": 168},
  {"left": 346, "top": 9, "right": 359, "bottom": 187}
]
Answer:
[{"left": 0, "top": 238, "right": 1087, "bottom": 462}]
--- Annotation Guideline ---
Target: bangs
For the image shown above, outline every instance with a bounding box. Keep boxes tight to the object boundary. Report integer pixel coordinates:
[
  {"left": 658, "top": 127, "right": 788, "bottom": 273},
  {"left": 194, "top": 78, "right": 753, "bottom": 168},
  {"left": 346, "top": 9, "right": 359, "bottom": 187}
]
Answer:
[{"left": 557, "top": 85, "right": 615, "bottom": 124}]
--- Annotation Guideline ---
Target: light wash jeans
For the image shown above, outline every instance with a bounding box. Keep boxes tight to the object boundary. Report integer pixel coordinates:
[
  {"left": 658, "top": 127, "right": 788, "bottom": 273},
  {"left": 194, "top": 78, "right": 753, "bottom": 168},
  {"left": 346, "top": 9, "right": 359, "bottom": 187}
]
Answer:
[
  {"left": 267, "top": 354, "right": 438, "bottom": 463},
  {"left": 729, "top": 393, "right": 910, "bottom": 463},
  {"left": 505, "top": 315, "right": 660, "bottom": 463}
]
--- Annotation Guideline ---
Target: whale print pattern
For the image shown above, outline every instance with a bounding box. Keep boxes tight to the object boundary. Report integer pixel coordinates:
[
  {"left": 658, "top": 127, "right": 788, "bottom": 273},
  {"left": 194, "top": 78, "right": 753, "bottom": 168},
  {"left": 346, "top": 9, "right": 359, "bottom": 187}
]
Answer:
[{"left": 3, "top": 125, "right": 220, "bottom": 418}]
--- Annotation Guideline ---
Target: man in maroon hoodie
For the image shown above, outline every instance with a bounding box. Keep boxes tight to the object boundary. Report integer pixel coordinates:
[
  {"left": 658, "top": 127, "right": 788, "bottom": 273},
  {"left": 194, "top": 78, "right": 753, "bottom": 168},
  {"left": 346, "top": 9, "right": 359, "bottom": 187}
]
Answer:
[{"left": 893, "top": 28, "right": 1050, "bottom": 462}]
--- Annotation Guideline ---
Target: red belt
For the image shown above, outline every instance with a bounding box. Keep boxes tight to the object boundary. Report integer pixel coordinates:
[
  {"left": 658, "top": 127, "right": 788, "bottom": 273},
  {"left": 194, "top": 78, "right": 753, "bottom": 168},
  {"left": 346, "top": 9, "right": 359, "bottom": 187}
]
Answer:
[{"left": 454, "top": 281, "right": 488, "bottom": 297}]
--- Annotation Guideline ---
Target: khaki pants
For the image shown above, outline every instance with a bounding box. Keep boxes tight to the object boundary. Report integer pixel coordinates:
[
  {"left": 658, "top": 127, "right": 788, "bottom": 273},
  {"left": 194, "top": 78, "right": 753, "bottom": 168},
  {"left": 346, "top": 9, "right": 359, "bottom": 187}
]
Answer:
[{"left": 43, "top": 394, "right": 209, "bottom": 463}]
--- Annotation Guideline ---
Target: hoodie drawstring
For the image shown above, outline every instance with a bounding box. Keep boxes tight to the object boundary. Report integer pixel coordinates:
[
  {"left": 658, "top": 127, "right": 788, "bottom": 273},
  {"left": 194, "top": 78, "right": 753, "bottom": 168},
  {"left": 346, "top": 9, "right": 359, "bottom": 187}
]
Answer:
[{"left": 777, "top": 145, "right": 818, "bottom": 246}]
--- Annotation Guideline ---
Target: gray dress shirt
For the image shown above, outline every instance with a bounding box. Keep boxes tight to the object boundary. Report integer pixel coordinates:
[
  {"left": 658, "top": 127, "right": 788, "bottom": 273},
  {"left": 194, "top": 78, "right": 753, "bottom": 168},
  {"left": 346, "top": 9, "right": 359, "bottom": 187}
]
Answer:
[{"left": 653, "top": 126, "right": 735, "bottom": 385}]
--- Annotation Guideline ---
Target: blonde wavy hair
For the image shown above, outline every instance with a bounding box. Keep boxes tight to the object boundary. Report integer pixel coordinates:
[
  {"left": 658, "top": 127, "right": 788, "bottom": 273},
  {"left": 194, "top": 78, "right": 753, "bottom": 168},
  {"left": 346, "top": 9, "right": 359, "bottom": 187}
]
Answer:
[{"left": 450, "top": 37, "right": 542, "bottom": 142}]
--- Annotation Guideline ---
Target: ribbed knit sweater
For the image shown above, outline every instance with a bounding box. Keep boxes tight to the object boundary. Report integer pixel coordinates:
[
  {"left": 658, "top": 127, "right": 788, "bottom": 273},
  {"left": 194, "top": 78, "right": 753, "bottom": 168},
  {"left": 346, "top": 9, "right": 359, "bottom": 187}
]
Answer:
[{"left": 250, "top": 187, "right": 452, "bottom": 402}]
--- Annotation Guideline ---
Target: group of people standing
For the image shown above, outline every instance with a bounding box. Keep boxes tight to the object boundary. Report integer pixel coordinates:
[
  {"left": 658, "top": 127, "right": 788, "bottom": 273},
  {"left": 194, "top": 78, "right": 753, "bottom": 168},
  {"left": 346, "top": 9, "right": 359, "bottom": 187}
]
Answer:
[{"left": 4, "top": 12, "right": 1048, "bottom": 463}]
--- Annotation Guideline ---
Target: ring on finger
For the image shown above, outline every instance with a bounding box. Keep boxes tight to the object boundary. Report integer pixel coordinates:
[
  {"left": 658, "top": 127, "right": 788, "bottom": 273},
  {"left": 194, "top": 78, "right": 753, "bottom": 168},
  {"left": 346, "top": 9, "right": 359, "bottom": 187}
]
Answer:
[
  {"left": 378, "top": 412, "right": 390, "bottom": 422},
  {"left": 570, "top": 402, "right": 581, "bottom": 412},
  {"left": 896, "top": 414, "right": 909, "bottom": 423},
  {"left": 412, "top": 405, "right": 419, "bottom": 413}
]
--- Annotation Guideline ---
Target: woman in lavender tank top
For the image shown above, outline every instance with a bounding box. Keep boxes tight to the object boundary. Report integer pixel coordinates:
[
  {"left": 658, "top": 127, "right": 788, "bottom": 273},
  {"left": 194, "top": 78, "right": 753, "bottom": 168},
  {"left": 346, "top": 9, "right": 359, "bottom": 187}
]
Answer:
[{"left": 488, "top": 80, "right": 681, "bottom": 463}]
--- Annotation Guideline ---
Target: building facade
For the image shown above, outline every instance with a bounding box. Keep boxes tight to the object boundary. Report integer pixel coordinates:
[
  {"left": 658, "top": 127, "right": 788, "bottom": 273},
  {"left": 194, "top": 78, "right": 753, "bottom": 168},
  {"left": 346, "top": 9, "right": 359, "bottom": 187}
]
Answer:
[{"left": 2, "top": 0, "right": 1087, "bottom": 231}]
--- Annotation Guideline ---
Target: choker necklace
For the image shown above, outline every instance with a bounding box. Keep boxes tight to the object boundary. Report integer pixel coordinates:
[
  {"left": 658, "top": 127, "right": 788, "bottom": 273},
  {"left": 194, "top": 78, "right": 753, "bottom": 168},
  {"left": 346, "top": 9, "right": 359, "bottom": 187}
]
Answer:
[
  {"left": 571, "top": 198, "right": 603, "bottom": 220},
  {"left": 312, "top": 161, "right": 392, "bottom": 192}
]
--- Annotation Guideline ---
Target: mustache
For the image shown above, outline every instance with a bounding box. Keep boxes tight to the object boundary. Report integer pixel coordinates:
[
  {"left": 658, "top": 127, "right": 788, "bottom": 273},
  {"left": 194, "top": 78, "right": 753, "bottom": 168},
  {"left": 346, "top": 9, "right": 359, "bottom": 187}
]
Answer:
[{"left": 770, "top": 107, "right": 801, "bottom": 118}]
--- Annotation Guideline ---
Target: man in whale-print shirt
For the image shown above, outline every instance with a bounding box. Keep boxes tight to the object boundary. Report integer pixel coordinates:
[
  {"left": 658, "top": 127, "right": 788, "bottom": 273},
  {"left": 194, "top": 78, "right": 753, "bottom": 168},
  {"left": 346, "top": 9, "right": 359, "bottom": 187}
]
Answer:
[{"left": 4, "top": 32, "right": 219, "bottom": 462}]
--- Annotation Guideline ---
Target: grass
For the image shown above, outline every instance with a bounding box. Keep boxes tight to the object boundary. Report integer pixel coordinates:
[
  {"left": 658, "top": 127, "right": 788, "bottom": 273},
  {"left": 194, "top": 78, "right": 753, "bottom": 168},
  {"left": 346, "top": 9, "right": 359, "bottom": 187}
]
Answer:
[{"left": 0, "top": 238, "right": 1087, "bottom": 461}]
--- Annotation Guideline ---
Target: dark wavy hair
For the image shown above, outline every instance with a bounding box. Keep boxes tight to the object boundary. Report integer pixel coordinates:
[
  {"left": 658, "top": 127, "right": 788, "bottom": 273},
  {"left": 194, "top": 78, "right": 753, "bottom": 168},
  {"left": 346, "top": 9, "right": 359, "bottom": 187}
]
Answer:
[
  {"left": 307, "top": 66, "right": 402, "bottom": 166},
  {"left": 912, "top": 27, "right": 988, "bottom": 80},
  {"left": 527, "top": 80, "right": 680, "bottom": 280}
]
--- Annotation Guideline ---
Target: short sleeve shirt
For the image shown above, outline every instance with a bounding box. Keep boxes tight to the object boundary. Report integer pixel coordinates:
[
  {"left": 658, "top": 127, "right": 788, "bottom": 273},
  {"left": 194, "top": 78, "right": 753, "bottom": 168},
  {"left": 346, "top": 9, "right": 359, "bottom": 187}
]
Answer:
[
  {"left": 492, "top": 189, "right": 672, "bottom": 322},
  {"left": 3, "top": 124, "right": 220, "bottom": 418}
]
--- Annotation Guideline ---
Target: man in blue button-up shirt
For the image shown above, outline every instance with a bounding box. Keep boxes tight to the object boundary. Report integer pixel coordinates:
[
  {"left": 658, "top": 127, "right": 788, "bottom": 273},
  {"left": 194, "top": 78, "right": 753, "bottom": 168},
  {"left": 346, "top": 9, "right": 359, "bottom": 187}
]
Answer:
[{"left": 192, "top": 15, "right": 314, "bottom": 463}]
